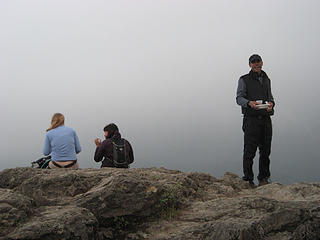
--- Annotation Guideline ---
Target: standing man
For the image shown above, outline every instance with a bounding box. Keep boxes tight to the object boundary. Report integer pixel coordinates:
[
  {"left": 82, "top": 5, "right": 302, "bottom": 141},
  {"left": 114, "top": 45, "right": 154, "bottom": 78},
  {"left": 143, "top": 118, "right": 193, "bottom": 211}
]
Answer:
[{"left": 236, "top": 54, "right": 275, "bottom": 186}]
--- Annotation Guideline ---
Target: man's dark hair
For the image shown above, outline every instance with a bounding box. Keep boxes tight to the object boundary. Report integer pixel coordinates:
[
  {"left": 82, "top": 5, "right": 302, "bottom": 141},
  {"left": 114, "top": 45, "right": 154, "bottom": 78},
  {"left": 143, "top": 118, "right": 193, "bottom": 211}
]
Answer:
[
  {"left": 103, "top": 123, "right": 119, "bottom": 138},
  {"left": 249, "top": 54, "right": 262, "bottom": 63}
]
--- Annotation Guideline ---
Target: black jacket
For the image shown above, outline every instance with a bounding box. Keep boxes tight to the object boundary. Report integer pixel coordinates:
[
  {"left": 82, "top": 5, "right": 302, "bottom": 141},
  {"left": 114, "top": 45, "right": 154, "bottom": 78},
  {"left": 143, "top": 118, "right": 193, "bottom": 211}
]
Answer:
[
  {"left": 241, "top": 70, "right": 275, "bottom": 116},
  {"left": 94, "top": 131, "right": 134, "bottom": 168}
]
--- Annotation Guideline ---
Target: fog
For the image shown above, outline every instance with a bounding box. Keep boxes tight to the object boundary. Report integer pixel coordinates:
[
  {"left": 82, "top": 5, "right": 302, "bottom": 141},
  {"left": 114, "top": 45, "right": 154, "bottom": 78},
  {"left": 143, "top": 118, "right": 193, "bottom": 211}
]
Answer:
[{"left": 1, "top": 0, "right": 320, "bottom": 184}]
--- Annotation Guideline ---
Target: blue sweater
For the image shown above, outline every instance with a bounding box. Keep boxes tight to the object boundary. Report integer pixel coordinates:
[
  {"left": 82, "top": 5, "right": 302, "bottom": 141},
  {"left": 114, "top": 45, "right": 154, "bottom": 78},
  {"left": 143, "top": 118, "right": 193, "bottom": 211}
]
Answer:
[{"left": 43, "top": 126, "right": 81, "bottom": 161}]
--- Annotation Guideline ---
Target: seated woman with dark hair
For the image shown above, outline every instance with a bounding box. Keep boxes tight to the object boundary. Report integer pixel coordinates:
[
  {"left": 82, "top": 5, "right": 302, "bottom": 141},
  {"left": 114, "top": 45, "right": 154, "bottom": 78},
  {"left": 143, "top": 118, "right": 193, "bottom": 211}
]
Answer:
[
  {"left": 94, "top": 123, "right": 134, "bottom": 168},
  {"left": 43, "top": 113, "right": 81, "bottom": 169}
]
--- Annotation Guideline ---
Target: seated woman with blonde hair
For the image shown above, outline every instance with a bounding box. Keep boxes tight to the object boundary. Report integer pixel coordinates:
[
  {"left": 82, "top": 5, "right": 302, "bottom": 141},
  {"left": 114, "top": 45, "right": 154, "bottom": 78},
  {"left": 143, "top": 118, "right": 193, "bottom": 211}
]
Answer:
[{"left": 43, "top": 113, "right": 81, "bottom": 169}]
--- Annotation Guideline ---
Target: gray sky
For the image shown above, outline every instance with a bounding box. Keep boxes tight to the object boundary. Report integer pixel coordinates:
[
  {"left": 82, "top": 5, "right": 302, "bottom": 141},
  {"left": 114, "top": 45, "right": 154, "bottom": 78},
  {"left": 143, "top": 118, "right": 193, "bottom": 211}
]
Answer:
[{"left": 1, "top": 0, "right": 319, "bottom": 184}]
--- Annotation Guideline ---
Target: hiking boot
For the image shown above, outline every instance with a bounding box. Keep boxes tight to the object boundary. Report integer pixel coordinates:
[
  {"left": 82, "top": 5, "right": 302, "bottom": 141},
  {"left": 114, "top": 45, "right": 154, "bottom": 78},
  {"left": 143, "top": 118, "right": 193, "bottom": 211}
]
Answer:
[
  {"left": 242, "top": 177, "right": 256, "bottom": 188},
  {"left": 248, "top": 181, "right": 256, "bottom": 188},
  {"left": 258, "top": 178, "right": 269, "bottom": 186}
]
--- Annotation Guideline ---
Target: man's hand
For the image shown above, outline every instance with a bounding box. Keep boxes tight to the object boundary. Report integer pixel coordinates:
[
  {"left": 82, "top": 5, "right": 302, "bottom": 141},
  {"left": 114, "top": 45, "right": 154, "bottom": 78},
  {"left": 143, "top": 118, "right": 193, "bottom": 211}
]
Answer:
[
  {"left": 94, "top": 138, "right": 101, "bottom": 147},
  {"left": 267, "top": 102, "right": 274, "bottom": 112},
  {"left": 248, "top": 101, "right": 260, "bottom": 110}
]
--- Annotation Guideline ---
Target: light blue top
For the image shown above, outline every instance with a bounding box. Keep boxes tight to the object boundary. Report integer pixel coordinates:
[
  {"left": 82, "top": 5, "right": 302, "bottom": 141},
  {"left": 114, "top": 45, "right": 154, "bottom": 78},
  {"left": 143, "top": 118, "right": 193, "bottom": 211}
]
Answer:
[{"left": 43, "top": 125, "right": 81, "bottom": 161}]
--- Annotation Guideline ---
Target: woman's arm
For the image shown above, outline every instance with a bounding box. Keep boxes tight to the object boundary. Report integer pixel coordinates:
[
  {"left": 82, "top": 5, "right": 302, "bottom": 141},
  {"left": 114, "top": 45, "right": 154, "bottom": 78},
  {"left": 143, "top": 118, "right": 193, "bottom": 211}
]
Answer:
[
  {"left": 43, "top": 135, "right": 51, "bottom": 156},
  {"left": 74, "top": 131, "right": 82, "bottom": 154},
  {"left": 94, "top": 141, "right": 106, "bottom": 162}
]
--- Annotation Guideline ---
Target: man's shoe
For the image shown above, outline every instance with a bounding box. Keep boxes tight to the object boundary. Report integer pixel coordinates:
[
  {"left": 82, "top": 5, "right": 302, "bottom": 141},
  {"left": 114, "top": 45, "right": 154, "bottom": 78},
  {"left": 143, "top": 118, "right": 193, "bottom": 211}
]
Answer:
[
  {"left": 258, "top": 178, "right": 269, "bottom": 186},
  {"left": 242, "top": 176, "right": 255, "bottom": 188},
  {"left": 249, "top": 181, "right": 256, "bottom": 188}
]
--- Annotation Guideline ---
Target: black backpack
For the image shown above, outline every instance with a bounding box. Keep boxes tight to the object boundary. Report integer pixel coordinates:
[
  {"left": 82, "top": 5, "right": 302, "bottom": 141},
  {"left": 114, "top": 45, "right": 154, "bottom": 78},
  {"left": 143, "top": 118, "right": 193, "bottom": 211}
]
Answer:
[{"left": 112, "top": 138, "right": 128, "bottom": 167}]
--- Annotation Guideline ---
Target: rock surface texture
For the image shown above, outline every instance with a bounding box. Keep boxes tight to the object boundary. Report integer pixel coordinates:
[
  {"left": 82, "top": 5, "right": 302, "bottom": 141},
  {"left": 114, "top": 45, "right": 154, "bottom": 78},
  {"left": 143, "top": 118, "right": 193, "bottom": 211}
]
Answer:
[{"left": 0, "top": 167, "right": 319, "bottom": 240}]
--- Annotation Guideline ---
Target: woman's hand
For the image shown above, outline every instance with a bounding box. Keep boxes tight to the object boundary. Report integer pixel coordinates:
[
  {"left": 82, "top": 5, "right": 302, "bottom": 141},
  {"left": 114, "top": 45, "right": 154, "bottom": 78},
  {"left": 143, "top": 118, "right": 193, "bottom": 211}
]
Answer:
[{"left": 94, "top": 138, "right": 101, "bottom": 147}]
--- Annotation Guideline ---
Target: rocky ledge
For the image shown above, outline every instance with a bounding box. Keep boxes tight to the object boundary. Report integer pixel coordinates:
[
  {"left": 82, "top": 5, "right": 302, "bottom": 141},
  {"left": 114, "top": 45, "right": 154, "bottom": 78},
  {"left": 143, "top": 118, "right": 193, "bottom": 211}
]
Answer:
[{"left": 0, "top": 167, "right": 320, "bottom": 240}]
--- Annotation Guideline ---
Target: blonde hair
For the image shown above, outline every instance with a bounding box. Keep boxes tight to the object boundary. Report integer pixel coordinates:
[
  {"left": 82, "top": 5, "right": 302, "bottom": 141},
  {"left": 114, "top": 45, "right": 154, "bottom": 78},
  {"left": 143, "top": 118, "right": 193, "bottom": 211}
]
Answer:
[{"left": 46, "top": 113, "right": 65, "bottom": 131}]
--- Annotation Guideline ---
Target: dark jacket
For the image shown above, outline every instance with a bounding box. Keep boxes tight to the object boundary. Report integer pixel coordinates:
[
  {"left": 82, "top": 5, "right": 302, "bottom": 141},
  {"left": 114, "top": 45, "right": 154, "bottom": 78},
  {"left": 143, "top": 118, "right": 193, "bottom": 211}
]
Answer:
[
  {"left": 240, "top": 70, "right": 275, "bottom": 116},
  {"left": 94, "top": 131, "right": 134, "bottom": 168}
]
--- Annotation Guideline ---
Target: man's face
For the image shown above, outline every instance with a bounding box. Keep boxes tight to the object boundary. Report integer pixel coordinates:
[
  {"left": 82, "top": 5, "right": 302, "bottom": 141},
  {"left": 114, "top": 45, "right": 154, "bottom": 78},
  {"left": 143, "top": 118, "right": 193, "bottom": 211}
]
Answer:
[
  {"left": 104, "top": 131, "right": 108, "bottom": 138},
  {"left": 249, "top": 60, "right": 263, "bottom": 73}
]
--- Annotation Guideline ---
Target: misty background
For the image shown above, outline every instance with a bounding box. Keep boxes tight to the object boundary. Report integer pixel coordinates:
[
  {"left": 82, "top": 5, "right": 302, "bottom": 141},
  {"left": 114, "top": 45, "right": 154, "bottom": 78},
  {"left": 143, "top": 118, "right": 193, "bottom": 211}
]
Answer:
[{"left": 1, "top": 0, "right": 319, "bottom": 184}]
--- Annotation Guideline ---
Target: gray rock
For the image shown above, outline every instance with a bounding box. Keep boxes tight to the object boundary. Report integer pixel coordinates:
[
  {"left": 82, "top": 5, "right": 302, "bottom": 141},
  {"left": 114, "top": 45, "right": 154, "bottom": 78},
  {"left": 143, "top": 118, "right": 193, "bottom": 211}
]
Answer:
[{"left": 0, "top": 167, "right": 319, "bottom": 240}]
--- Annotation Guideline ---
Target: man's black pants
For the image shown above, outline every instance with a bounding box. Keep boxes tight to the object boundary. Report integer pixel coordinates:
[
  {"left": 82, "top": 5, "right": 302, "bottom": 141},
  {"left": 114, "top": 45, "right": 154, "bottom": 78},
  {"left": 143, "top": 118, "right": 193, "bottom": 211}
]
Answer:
[{"left": 242, "top": 115, "right": 272, "bottom": 181}]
